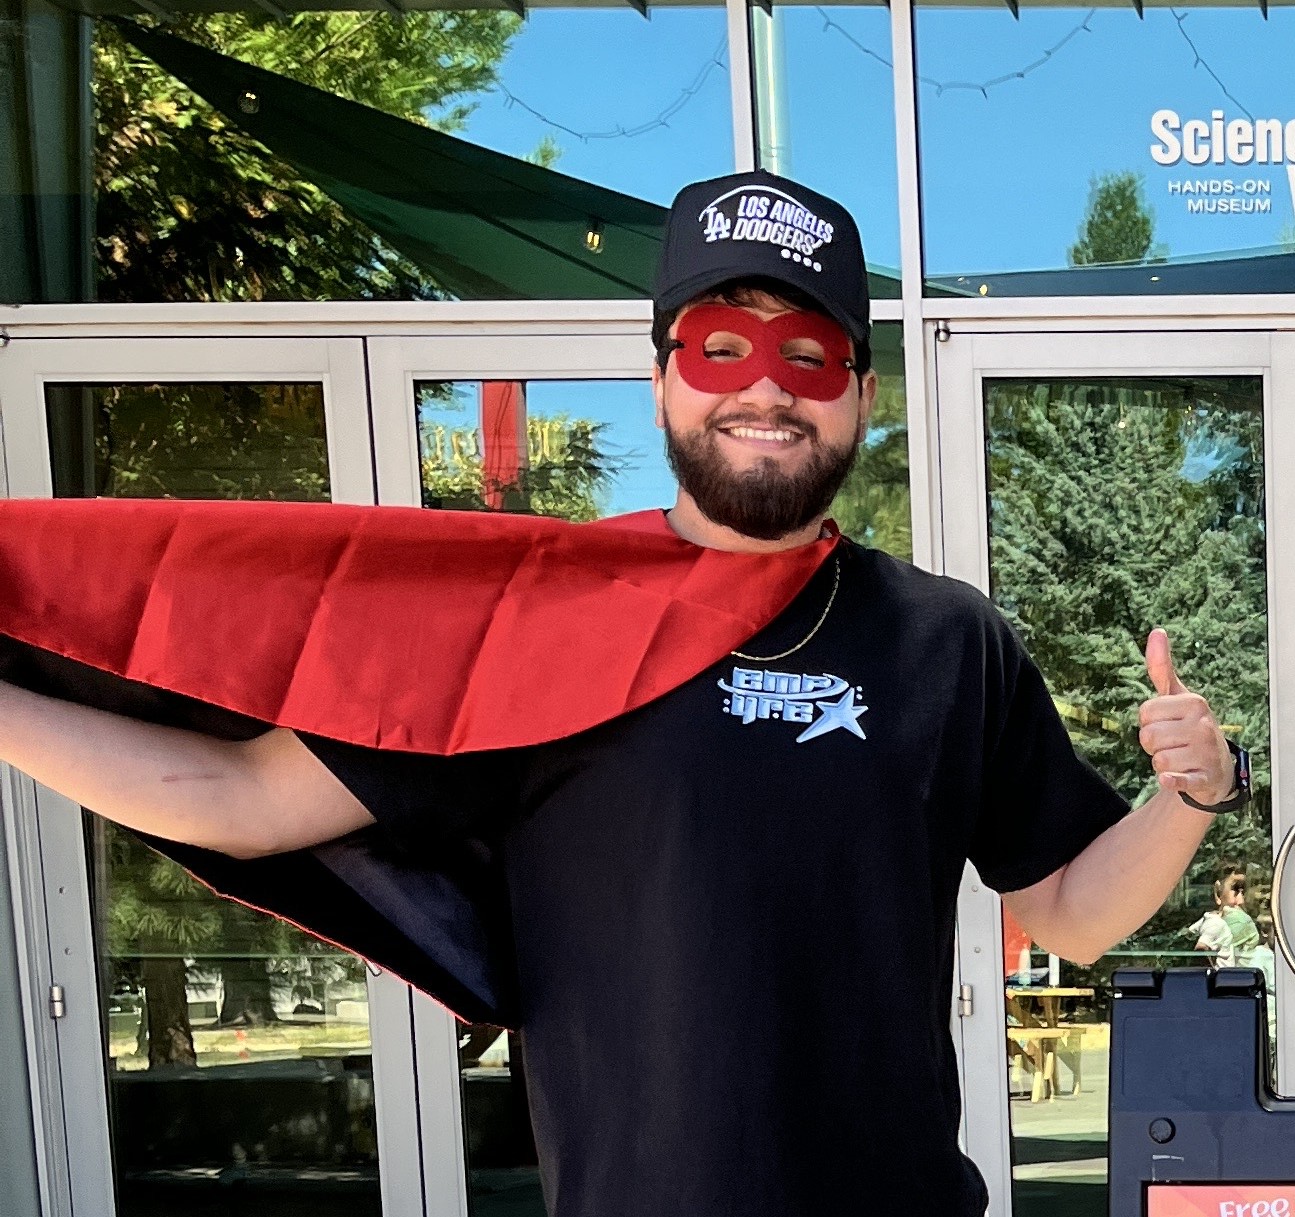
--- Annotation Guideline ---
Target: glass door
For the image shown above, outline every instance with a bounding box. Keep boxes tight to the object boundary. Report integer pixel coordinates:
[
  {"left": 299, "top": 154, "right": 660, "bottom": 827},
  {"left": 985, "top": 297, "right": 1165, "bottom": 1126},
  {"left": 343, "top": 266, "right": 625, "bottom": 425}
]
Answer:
[
  {"left": 368, "top": 331, "right": 672, "bottom": 1217},
  {"left": 0, "top": 337, "right": 424, "bottom": 1217},
  {"left": 936, "top": 329, "right": 1295, "bottom": 1217}
]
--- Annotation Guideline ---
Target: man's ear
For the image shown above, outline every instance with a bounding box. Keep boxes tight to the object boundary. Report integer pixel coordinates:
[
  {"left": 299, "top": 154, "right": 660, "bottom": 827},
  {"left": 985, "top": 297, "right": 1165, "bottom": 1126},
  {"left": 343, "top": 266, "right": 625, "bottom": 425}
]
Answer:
[
  {"left": 651, "top": 359, "right": 666, "bottom": 429},
  {"left": 855, "top": 370, "right": 880, "bottom": 445}
]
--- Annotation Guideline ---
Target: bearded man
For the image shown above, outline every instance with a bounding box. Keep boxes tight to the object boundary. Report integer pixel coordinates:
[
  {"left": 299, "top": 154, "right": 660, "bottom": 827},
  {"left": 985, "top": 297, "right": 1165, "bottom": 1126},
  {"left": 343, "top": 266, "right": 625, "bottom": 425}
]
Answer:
[{"left": 0, "top": 170, "right": 1249, "bottom": 1217}]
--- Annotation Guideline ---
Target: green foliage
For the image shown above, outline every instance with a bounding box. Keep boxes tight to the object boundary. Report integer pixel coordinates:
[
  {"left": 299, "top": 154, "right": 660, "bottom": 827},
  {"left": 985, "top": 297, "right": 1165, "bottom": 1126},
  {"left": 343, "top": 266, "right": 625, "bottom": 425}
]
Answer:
[
  {"left": 419, "top": 412, "right": 618, "bottom": 522},
  {"left": 56, "top": 382, "right": 330, "bottom": 500},
  {"left": 830, "top": 377, "right": 911, "bottom": 560},
  {"left": 94, "top": 11, "right": 521, "bottom": 300},
  {"left": 104, "top": 821, "right": 315, "bottom": 964},
  {"left": 1068, "top": 171, "right": 1162, "bottom": 267},
  {"left": 105, "top": 829, "right": 223, "bottom": 956},
  {"left": 987, "top": 378, "right": 1271, "bottom": 961},
  {"left": 525, "top": 134, "right": 563, "bottom": 169}
]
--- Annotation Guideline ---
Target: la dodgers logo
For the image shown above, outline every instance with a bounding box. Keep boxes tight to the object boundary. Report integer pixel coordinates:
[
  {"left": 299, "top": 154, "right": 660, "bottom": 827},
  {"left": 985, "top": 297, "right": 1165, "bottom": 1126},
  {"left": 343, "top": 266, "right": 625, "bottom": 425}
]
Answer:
[
  {"left": 718, "top": 667, "right": 867, "bottom": 744},
  {"left": 697, "top": 186, "right": 835, "bottom": 274},
  {"left": 702, "top": 209, "right": 733, "bottom": 242}
]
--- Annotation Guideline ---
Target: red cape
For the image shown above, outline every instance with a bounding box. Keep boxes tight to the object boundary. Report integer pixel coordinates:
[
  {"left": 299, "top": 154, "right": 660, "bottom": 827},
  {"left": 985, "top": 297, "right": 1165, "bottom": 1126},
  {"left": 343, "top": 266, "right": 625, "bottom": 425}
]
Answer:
[
  {"left": 0, "top": 498, "right": 835, "bottom": 752},
  {"left": 0, "top": 498, "right": 837, "bottom": 1023}
]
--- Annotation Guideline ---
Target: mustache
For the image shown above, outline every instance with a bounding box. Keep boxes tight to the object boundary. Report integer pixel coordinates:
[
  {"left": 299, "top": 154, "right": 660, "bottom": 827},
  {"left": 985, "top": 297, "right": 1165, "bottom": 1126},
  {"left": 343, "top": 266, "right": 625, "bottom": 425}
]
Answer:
[{"left": 707, "top": 411, "right": 820, "bottom": 443}]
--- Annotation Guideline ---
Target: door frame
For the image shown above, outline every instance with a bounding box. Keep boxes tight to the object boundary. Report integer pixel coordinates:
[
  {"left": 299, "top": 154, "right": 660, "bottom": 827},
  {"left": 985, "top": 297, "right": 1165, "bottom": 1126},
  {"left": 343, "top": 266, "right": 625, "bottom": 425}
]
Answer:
[
  {"left": 364, "top": 330, "right": 658, "bottom": 1217},
  {"left": 0, "top": 335, "right": 433, "bottom": 1217},
  {"left": 7, "top": 317, "right": 1295, "bottom": 1216},
  {"left": 933, "top": 326, "right": 1295, "bottom": 1215},
  {"left": 0, "top": 336, "right": 373, "bottom": 502}
]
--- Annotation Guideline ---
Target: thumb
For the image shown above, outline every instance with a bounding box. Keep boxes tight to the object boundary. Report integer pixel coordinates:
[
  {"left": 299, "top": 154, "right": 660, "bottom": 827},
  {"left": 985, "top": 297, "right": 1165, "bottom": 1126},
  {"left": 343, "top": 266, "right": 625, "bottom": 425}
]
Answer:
[{"left": 1146, "top": 628, "right": 1187, "bottom": 697}]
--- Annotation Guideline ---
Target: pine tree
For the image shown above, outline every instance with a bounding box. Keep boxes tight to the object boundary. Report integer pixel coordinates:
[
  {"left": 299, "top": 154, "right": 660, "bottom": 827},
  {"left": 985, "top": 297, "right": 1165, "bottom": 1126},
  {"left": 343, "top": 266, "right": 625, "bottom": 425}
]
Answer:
[
  {"left": 1068, "top": 172, "right": 1160, "bottom": 267},
  {"left": 986, "top": 376, "right": 1270, "bottom": 970}
]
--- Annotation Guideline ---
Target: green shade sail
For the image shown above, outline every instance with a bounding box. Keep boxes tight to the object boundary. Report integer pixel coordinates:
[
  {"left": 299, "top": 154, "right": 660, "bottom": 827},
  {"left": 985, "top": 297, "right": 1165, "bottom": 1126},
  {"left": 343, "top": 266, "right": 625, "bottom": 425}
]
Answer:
[{"left": 112, "top": 17, "right": 666, "bottom": 300}]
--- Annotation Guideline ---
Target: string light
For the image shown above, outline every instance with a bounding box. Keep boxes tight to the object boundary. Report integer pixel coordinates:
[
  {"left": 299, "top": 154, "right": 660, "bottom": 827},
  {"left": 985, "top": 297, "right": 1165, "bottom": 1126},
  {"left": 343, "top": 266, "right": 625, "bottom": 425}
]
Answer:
[
  {"left": 1170, "top": 9, "right": 1253, "bottom": 120},
  {"left": 813, "top": 5, "right": 1097, "bottom": 97},
  {"left": 492, "top": 37, "right": 726, "bottom": 143},
  {"left": 487, "top": 7, "right": 1249, "bottom": 150},
  {"left": 818, "top": 4, "right": 1249, "bottom": 118}
]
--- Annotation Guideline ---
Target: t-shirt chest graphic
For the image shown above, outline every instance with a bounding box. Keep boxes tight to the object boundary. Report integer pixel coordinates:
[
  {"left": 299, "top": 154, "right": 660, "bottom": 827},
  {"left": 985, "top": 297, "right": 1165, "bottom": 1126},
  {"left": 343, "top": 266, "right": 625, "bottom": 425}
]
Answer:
[{"left": 718, "top": 663, "right": 868, "bottom": 743}]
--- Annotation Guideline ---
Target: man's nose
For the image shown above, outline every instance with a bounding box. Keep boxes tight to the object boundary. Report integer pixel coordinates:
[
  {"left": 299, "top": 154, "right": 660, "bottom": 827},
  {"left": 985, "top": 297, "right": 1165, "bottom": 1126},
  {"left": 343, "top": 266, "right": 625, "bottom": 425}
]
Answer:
[{"left": 736, "top": 375, "right": 793, "bottom": 408}]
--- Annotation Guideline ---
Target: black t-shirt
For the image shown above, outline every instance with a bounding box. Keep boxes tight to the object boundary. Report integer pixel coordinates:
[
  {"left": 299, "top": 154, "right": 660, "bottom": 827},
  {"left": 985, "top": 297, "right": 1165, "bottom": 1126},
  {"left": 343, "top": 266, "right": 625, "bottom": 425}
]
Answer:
[{"left": 300, "top": 541, "right": 1129, "bottom": 1217}]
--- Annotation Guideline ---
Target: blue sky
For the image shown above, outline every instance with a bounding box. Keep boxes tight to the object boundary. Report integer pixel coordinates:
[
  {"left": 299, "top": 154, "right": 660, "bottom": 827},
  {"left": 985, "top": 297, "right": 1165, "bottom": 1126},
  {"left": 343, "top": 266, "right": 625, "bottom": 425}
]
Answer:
[
  {"left": 914, "top": 5, "right": 1295, "bottom": 274},
  {"left": 445, "top": 3, "right": 1295, "bottom": 281},
  {"left": 455, "top": 7, "right": 735, "bottom": 208}
]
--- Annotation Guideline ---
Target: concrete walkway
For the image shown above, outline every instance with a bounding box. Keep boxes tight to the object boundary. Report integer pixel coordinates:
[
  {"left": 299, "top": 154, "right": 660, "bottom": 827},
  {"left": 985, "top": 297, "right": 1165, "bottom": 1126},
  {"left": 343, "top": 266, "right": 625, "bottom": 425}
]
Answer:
[{"left": 1008, "top": 1042, "right": 1111, "bottom": 1217}]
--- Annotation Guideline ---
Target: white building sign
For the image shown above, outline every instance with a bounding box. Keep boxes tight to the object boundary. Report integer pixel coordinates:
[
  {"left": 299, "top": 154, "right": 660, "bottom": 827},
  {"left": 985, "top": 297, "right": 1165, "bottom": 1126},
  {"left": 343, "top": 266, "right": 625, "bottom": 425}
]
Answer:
[{"left": 1150, "top": 109, "right": 1294, "bottom": 216}]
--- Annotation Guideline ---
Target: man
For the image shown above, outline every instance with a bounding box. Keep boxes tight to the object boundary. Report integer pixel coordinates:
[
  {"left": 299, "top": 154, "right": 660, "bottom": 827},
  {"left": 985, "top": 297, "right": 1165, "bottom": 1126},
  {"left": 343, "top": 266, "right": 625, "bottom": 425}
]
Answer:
[{"left": 0, "top": 170, "right": 1248, "bottom": 1215}]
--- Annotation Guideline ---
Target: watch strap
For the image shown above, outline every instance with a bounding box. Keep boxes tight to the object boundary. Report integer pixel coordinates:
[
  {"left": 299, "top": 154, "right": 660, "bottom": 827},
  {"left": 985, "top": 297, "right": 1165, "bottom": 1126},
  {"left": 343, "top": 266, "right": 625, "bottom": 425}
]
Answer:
[{"left": 1179, "top": 740, "right": 1252, "bottom": 814}]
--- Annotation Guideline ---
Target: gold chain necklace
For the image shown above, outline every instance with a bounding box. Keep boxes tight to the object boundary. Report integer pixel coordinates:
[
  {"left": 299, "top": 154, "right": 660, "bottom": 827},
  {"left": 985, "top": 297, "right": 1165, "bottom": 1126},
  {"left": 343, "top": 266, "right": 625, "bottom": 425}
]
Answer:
[{"left": 730, "top": 555, "right": 841, "bottom": 663}]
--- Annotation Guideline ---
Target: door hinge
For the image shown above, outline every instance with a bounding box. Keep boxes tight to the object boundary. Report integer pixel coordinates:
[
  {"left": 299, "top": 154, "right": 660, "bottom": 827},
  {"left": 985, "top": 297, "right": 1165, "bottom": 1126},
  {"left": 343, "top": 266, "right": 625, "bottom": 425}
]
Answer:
[
  {"left": 957, "top": 983, "right": 973, "bottom": 1018},
  {"left": 48, "top": 984, "right": 66, "bottom": 1020}
]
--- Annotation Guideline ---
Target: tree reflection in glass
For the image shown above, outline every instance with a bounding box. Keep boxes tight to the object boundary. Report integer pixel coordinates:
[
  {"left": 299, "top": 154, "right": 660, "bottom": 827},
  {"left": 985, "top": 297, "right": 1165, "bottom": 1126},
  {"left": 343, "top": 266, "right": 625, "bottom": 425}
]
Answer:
[{"left": 985, "top": 376, "right": 1270, "bottom": 1217}]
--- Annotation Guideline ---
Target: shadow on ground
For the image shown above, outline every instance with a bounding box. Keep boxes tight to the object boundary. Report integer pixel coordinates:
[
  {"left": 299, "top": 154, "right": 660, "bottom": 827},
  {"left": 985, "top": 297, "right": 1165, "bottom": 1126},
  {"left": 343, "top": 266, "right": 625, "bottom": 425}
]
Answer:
[
  {"left": 1014, "top": 1178, "right": 1106, "bottom": 1217},
  {"left": 1013, "top": 1134, "right": 1106, "bottom": 1166}
]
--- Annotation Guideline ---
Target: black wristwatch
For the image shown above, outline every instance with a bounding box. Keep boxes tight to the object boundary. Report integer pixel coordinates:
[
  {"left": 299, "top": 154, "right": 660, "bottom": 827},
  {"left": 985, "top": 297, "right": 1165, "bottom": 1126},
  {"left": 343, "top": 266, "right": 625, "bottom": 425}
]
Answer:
[{"left": 1179, "top": 740, "right": 1252, "bottom": 814}]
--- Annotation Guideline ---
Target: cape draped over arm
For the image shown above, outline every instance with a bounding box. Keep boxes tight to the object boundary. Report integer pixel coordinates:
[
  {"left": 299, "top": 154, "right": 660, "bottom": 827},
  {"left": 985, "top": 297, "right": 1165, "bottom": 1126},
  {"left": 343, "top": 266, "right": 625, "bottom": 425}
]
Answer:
[{"left": 0, "top": 498, "right": 837, "bottom": 1024}]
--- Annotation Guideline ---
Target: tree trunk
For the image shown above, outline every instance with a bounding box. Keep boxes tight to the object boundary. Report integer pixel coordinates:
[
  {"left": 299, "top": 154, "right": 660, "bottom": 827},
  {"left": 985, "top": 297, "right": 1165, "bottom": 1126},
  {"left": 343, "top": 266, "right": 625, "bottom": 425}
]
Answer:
[
  {"left": 217, "top": 956, "right": 278, "bottom": 1025},
  {"left": 140, "top": 956, "right": 196, "bottom": 1069}
]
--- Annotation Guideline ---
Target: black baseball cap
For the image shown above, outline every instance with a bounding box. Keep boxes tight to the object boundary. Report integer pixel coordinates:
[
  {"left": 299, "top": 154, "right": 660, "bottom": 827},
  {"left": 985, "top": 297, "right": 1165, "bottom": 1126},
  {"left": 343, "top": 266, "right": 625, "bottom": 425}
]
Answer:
[{"left": 653, "top": 169, "right": 871, "bottom": 346}]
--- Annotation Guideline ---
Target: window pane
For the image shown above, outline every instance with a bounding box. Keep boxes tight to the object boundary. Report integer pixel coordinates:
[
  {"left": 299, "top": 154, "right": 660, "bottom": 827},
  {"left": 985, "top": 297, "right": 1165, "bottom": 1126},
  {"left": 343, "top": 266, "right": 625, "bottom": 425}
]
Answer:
[
  {"left": 834, "top": 320, "right": 910, "bottom": 559},
  {"left": 46, "top": 383, "right": 330, "bottom": 500},
  {"left": 916, "top": 3, "right": 1295, "bottom": 296},
  {"left": 5, "top": 4, "right": 734, "bottom": 304},
  {"left": 750, "top": 0, "right": 901, "bottom": 299},
  {"left": 985, "top": 376, "right": 1271, "bottom": 1217},
  {"left": 417, "top": 379, "right": 670, "bottom": 519},
  {"left": 46, "top": 380, "right": 380, "bottom": 1217}
]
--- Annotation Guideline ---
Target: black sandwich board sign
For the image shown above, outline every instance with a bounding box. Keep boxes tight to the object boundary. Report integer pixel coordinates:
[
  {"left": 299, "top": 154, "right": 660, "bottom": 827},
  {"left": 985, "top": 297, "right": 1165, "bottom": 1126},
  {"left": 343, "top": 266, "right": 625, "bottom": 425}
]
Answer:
[{"left": 1109, "top": 967, "right": 1289, "bottom": 1217}]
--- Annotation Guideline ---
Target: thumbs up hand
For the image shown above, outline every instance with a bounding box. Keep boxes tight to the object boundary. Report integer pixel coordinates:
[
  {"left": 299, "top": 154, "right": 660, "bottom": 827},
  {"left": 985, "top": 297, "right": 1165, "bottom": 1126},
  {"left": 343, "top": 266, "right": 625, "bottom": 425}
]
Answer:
[{"left": 1140, "top": 629, "right": 1235, "bottom": 808}]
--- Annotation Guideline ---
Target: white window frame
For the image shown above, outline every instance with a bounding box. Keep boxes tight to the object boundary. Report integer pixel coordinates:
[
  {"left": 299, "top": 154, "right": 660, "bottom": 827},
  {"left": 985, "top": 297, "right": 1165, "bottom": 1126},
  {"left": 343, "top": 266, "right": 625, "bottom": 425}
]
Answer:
[
  {"left": 932, "top": 325, "right": 1295, "bottom": 1216},
  {"left": 0, "top": 336, "right": 372, "bottom": 502}
]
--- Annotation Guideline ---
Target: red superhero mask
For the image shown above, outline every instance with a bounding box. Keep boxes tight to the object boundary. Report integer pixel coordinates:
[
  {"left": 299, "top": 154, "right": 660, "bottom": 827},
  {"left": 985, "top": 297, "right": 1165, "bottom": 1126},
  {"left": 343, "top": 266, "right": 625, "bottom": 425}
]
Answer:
[{"left": 669, "top": 304, "right": 855, "bottom": 402}]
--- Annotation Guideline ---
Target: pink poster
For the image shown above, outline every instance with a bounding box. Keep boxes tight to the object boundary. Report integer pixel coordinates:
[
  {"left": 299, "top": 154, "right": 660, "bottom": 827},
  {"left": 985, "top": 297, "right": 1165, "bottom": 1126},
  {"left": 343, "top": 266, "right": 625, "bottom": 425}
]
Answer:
[{"left": 1148, "top": 1185, "right": 1295, "bottom": 1217}]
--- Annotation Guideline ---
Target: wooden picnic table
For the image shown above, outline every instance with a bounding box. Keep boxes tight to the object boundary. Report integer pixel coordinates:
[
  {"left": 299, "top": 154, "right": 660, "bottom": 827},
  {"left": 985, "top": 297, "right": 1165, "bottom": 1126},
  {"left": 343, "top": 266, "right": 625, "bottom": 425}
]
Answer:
[{"left": 1005, "top": 986, "right": 1096, "bottom": 1102}]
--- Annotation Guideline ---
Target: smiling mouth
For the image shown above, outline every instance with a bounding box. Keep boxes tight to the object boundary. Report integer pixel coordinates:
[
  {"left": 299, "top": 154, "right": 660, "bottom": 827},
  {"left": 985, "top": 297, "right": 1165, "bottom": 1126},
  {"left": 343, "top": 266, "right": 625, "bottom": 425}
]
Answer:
[{"left": 717, "top": 425, "right": 805, "bottom": 444}]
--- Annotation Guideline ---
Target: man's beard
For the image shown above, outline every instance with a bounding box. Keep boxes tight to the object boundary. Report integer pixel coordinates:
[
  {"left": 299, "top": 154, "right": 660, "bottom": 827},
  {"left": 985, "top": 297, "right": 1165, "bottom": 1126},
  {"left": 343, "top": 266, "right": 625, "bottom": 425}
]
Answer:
[{"left": 663, "top": 411, "right": 858, "bottom": 542}]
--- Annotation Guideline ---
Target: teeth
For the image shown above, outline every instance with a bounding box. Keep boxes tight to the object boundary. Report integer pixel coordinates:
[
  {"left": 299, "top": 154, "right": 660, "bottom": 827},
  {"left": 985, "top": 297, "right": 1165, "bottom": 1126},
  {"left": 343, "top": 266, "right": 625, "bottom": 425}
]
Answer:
[{"left": 727, "top": 427, "right": 799, "bottom": 442}]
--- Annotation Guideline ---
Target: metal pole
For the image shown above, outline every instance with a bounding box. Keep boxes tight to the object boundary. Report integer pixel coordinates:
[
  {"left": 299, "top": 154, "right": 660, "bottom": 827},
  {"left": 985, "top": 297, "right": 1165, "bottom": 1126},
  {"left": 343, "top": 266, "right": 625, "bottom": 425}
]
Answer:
[{"left": 750, "top": 5, "right": 791, "bottom": 175}]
